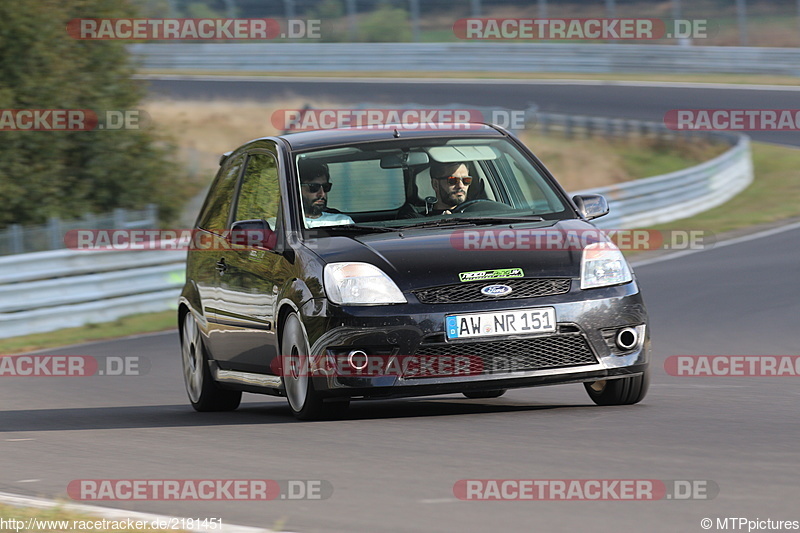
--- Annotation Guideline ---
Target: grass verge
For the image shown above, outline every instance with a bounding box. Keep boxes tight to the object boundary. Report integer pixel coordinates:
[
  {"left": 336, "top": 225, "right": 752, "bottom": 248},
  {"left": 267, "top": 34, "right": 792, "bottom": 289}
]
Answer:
[
  {"left": 2, "top": 142, "right": 798, "bottom": 354},
  {"left": 520, "top": 132, "right": 727, "bottom": 191},
  {"left": 647, "top": 142, "right": 800, "bottom": 235},
  {"left": 0, "top": 502, "right": 176, "bottom": 532},
  {"left": 0, "top": 311, "right": 176, "bottom": 354}
]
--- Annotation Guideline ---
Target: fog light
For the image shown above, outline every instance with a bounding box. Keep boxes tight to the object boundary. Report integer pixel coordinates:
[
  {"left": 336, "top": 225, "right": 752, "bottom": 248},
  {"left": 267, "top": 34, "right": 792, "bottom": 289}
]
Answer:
[
  {"left": 615, "top": 327, "right": 639, "bottom": 350},
  {"left": 347, "top": 350, "right": 369, "bottom": 371}
]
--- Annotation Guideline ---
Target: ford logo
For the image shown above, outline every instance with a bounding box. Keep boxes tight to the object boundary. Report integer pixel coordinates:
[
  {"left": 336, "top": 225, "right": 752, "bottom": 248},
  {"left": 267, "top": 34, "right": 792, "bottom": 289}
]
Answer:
[{"left": 481, "top": 284, "right": 513, "bottom": 297}]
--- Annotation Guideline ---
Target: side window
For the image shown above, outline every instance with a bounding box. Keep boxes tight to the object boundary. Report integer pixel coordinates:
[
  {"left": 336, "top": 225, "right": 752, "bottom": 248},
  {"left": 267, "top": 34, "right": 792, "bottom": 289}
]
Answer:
[
  {"left": 197, "top": 155, "right": 245, "bottom": 232},
  {"left": 235, "top": 153, "right": 280, "bottom": 226},
  {"left": 500, "top": 152, "right": 565, "bottom": 214}
]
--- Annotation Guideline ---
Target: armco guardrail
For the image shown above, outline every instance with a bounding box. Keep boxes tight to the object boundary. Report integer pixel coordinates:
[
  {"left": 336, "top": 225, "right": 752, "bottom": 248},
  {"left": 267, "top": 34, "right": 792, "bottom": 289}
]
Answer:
[
  {"left": 0, "top": 117, "right": 753, "bottom": 339},
  {"left": 0, "top": 248, "right": 185, "bottom": 339},
  {"left": 0, "top": 204, "right": 158, "bottom": 256},
  {"left": 576, "top": 135, "right": 752, "bottom": 229},
  {"left": 129, "top": 43, "right": 800, "bottom": 76},
  {"left": 0, "top": 247, "right": 185, "bottom": 285}
]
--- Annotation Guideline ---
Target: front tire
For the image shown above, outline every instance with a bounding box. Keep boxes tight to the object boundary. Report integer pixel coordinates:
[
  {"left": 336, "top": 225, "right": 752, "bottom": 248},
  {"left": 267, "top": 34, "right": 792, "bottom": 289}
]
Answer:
[
  {"left": 584, "top": 369, "right": 649, "bottom": 406},
  {"left": 181, "top": 311, "right": 241, "bottom": 412},
  {"left": 281, "top": 313, "right": 348, "bottom": 421}
]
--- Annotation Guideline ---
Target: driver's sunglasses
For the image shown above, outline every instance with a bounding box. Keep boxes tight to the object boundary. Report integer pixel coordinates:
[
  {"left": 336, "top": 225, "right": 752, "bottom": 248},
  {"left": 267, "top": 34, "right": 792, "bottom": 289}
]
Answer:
[
  {"left": 301, "top": 182, "right": 332, "bottom": 193},
  {"left": 436, "top": 176, "right": 473, "bottom": 186}
]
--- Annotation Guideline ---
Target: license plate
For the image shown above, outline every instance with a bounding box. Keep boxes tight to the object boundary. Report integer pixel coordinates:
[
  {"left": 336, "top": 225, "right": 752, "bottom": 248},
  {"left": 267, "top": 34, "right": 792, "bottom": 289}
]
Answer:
[{"left": 445, "top": 307, "right": 557, "bottom": 340}]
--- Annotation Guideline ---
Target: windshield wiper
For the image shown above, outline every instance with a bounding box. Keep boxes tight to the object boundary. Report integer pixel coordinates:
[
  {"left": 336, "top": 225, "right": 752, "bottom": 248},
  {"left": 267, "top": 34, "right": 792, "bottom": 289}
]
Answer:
[
  {"left": 318, "top": 224, "right": 398, "bottom": 234},
  {"left": 397, "top": 216, "right": 544, "bottom": 229},
  {"left": 452, "top": 216, "right": 545, "bottom": 224},
  {"left": 395, "top": 218, "right": 480, "bottom": 230}
]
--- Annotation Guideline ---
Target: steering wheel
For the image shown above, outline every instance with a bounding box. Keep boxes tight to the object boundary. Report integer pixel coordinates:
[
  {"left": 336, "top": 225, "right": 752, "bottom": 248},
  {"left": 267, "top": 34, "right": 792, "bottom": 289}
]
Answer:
[{"left": 451, "top": 199, "right": 513, "bottom": 213}]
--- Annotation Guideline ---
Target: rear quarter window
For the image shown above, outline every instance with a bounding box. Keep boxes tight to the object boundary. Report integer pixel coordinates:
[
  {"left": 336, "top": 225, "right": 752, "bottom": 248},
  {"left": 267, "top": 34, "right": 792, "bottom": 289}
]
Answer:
[{"left": 196, "top": 154, "right": 245, "bottom": 232}]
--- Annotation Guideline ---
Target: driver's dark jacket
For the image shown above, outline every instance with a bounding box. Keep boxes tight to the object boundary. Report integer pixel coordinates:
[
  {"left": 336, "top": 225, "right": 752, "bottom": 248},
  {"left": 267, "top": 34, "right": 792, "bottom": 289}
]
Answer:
[{"left": 397, "top": 202, "right": 453, "bottom": 218}]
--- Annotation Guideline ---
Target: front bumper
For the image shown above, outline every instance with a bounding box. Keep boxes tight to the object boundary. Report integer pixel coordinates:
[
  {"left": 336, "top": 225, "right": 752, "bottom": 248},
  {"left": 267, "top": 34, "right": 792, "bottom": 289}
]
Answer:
[{"left": 300, "top": 279, "right": 649, "bottom": 399}]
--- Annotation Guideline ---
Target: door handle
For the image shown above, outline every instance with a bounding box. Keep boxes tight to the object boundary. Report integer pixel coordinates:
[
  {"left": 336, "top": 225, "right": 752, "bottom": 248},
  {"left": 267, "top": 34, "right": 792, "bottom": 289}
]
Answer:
[{"left": 215, "top": 258, "right": 227, "bottom": 274}]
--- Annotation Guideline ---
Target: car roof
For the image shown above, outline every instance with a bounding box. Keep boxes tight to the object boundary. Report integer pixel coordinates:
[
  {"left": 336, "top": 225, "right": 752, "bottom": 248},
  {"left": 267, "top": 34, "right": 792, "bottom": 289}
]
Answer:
[{"left": 275, "top": 123, "right": 506, "bottom": 151}]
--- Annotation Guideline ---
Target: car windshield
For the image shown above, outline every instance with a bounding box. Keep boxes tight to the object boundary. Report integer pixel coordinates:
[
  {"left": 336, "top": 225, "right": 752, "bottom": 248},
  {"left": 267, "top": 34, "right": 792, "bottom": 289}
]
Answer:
[{"left": 294, "top": 137, "right": 572, "bottom": 230}]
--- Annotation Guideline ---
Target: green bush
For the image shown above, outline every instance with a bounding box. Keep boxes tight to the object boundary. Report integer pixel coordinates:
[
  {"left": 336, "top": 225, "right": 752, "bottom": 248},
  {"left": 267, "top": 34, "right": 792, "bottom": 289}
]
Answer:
[
  {"left": 359, "top": 3, "right": 412, "bottom": 43},
  {"left": 0, "top": 0, "right": 188, "bottom": 227}
]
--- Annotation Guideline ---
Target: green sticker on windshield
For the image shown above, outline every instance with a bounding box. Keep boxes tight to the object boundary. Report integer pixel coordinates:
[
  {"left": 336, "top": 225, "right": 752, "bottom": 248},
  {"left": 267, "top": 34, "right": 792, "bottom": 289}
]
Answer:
[{"left": 459, "top": 268, "right": 524, "bottom": 283}]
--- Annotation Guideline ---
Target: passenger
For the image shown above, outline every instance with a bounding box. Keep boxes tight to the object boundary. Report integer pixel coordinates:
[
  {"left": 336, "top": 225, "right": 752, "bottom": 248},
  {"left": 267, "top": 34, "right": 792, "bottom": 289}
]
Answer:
[{"left": 298, "top": 161, "right": 355, "bottom": 228}]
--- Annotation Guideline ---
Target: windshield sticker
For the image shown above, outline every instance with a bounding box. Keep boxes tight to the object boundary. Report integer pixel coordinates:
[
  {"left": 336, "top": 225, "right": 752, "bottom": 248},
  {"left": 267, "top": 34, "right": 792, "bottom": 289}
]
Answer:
[{"left": 459, "top": 268, "right": 524, "bottom": 282}]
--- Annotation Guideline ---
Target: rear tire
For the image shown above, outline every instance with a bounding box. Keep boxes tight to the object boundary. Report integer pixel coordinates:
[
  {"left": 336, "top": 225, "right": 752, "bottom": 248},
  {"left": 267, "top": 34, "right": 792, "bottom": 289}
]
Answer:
[
  {"left": 281, "top": 313, "right": 349, "bottom": 421},
  {"left": 181, "top": 311, "right": 241, "bottom": 412},
  {"left": 463, "top": 389, "right": 507, "bottom": 399},
  {"left": 584, "top": 369, "right": 649, "bottom": 406}
]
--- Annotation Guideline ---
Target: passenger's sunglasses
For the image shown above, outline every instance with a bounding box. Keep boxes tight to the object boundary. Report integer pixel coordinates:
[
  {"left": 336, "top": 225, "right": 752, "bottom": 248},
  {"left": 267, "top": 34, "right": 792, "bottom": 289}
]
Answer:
[
  {"left": 435, "top": 176, "right": 473, "bottom": 186},
  {"left": 301, "top": 182, "right": 332, "bottom": 193}
]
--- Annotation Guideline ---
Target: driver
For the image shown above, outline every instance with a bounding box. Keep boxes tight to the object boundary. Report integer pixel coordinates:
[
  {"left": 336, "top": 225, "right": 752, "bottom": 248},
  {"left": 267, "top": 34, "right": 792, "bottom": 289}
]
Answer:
[{"left": 399, "top": 161, "right": 471, "bottom": 218}]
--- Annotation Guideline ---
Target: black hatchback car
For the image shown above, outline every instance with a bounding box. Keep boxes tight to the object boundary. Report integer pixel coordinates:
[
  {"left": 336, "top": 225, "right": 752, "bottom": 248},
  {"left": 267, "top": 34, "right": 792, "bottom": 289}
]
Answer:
[{"left": 179, "top": 124, "right": 649, "bottom": 420}]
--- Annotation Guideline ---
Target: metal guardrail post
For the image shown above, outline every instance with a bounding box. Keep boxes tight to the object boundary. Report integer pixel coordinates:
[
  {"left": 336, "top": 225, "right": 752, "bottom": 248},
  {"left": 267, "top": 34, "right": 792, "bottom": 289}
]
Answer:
[
  {"left": 145, "top": 203, "right": 158, "bottom": 226},
  {"left": 283, "top": 0, "right": 295, "bottom": 21},
  {"left": 9, "top": 225, "right": 23, "bottom": 254},
  {"left": 113, "top": 207, "right": 126, "bottom": 228},
  {"left": 471, "top": 0, "right": 482, "bottom": 17},
  {"left": 48, "top": 217, "right": 61, "bottom": 251},
  {"left": 346, "top": 0, "right": 358, "bottom": 41},
  {"left": 539, "top": 114, "right": 550, "bottom": 135},
  {"left": 737, "top": 0, "right": 749, "bottom": 47},
  {"left": 409, "top": 0, "right": 421, "bottom": 43}
]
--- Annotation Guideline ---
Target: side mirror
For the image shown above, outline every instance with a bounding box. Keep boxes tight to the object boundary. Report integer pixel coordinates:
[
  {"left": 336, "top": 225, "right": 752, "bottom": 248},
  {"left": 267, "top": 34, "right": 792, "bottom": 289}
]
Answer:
[
  {"left": 572, "top": 194, "right": 609, "bottom": 220},
  {"left": 228, "top": 219, "right": 277, "bottom": 250}
]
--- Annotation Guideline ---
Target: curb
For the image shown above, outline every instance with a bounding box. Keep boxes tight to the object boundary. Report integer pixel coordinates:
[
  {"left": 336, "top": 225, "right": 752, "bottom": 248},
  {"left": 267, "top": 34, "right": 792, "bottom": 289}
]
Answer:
[{"left": 0, "top": 491, "right": 289, "bottom": 533}]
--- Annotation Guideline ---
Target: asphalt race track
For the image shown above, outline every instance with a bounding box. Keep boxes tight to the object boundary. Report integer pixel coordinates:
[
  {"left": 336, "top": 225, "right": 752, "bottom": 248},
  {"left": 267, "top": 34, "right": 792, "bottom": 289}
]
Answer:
[
  {"left": 2, "top": 80, "right": 799, "bottom": 532},
  {"left": 143, "top": 77, "right": 800, "bottom": 146}
]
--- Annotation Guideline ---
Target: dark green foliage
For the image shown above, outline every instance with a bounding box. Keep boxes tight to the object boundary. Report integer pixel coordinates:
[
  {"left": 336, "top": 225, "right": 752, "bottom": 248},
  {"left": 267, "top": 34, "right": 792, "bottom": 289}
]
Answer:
[{"left": 0, "top": 0, "right": 186, "bottom": 227}]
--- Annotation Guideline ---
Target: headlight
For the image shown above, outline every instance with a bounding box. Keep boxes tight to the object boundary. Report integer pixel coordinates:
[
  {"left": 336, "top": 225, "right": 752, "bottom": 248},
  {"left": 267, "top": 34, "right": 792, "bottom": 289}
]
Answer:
[
  {"left": 580, "top": 242, "right": 633, "bottom": 289},
  {"left": 324, "top": 262, "right": 407, "bottom": 305}
]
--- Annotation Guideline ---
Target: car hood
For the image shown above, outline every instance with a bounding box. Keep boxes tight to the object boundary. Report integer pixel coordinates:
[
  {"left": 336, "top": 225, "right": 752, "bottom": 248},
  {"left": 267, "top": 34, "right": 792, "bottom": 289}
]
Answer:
[{"left": 306, "top": 219, "right": 607, "bottom": 291}]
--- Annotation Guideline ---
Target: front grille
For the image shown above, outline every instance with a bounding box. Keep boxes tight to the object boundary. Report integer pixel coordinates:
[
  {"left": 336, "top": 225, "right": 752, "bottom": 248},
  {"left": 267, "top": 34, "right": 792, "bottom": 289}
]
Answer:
[
  {"left": 414, "top": 278, "right": 571, "bottom": 304},
  {"left": 406, "top": 333, "right": 597, "bottom": 378}
]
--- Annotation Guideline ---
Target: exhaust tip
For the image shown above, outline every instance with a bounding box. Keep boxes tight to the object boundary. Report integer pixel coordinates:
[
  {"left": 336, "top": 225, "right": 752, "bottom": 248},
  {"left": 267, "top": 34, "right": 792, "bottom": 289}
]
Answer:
[
  {"left": 616, "top": 327, "right": 639, "bottom": 351},
  {"left": 347, "top": 350, "right": 369, "bottom": 371}
]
